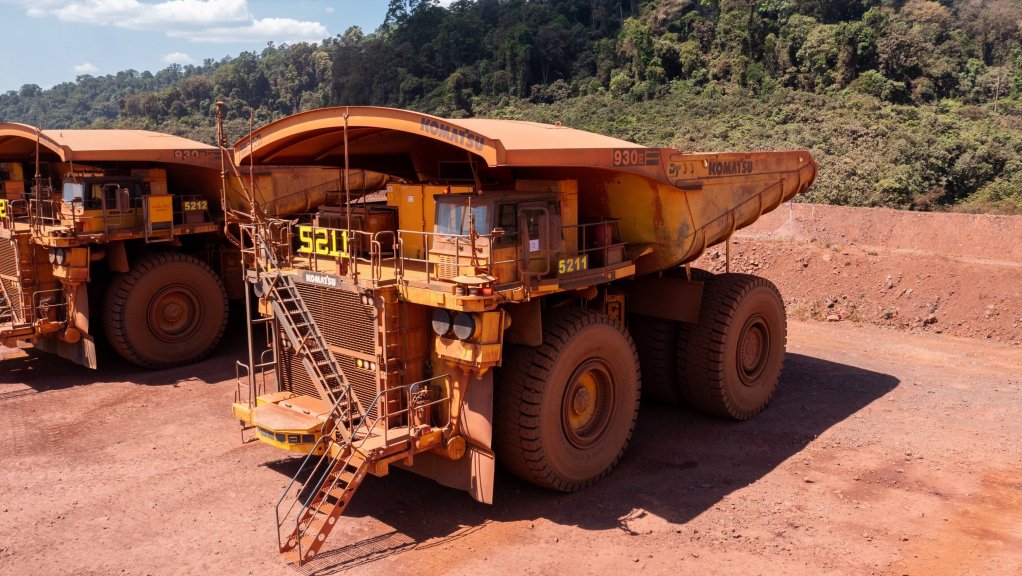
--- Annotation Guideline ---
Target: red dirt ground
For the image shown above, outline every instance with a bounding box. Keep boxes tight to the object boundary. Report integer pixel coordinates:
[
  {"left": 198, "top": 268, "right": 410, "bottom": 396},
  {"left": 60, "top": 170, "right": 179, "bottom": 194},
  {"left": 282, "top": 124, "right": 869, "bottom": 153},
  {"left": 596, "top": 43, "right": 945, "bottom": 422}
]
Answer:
[{"left": 1, "top": 204, "right": 1020, "bottom": 575}]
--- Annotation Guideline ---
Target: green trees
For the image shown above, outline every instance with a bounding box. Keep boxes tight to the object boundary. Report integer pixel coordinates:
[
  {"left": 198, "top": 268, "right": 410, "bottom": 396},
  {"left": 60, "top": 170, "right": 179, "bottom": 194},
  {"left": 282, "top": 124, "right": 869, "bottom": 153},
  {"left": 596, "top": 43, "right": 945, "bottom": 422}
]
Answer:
[{"left": 2, "top": 0, "right": 1022, "bottom": 212}]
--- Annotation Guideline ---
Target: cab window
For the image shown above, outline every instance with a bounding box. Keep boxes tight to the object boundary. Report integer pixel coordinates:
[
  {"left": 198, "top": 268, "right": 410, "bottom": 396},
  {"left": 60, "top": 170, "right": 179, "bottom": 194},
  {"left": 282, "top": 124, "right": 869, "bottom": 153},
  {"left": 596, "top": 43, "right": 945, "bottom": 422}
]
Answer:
[{"left": 435, "top": 201, "right": 490, "bottom": 236}]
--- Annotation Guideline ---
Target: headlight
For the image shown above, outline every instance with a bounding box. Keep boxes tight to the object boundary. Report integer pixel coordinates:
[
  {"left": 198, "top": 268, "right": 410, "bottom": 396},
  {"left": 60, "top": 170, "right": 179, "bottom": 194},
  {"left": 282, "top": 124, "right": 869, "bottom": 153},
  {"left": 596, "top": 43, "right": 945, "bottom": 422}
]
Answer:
[
  {"left": 452, "top": 312, "right": 478, "bottom": 341},
  {"left": 431, "top": 308, "right": 453, "bottom": 337}
]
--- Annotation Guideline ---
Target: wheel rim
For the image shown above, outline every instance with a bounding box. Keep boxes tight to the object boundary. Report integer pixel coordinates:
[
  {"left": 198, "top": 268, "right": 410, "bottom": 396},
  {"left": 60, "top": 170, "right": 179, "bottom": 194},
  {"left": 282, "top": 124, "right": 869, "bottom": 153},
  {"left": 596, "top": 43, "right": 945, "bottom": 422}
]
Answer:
[
  {"left": 562, "top": 359, "right": 614, "bottom": 449},
  {"left": 147, "top": 284, "right": 203, "bottom": 343},
  {"left": 737, "top": 313, "right": 770, "bottom": 386}
]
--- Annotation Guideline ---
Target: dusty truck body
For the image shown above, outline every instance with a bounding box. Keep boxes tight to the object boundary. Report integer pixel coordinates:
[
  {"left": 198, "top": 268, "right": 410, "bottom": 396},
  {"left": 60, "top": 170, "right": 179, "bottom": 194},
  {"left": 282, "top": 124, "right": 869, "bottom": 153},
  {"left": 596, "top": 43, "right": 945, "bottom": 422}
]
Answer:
[
  {"left": 227, "top": 106, "right": 817, "bottom": 563},
  {"left": 0, "top": 124, "right": 368, "bottom": 368}
]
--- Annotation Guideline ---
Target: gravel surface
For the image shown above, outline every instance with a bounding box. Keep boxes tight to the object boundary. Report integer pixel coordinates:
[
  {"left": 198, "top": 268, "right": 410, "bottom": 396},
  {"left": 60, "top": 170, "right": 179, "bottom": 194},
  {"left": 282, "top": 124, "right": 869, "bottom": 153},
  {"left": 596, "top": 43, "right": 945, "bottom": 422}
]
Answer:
[{"left": 2, "top": 204, "right": 1020, "bottom": 575}]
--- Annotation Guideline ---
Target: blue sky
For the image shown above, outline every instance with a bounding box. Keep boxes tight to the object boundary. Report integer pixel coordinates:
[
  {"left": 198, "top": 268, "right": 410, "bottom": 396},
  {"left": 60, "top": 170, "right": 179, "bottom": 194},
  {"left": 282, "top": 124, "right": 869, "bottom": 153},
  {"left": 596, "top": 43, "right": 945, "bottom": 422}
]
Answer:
[{"left": 0, "top": 0, "right": 415, "bottom": 93}]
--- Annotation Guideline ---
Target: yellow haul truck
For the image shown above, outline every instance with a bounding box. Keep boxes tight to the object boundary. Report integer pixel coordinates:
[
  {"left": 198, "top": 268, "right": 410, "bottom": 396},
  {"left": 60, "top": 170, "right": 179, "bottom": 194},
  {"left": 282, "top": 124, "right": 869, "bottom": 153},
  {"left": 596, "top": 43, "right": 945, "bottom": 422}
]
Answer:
[
  {"left": 0, "top": 124, "right": 374, "bottom": 368},
  {"left": 226, "top": 107, "right": 817, "bottom": 564}
]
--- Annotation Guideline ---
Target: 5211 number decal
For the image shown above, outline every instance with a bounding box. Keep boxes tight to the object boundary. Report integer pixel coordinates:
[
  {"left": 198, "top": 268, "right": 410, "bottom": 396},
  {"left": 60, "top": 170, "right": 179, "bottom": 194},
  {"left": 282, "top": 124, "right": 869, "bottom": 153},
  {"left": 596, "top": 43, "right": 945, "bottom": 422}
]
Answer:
[
  {"left": 298, "top": 225, "right": 349, "bottom": 258},
  {"left": 0, "top": 199, "right": 7, "bottom": 218},
  {"left": 183, "top": 200, "right": 208, "bottom": 211},
  {"left": 558, "top": 255, "right": 588, "bottom": 274}
]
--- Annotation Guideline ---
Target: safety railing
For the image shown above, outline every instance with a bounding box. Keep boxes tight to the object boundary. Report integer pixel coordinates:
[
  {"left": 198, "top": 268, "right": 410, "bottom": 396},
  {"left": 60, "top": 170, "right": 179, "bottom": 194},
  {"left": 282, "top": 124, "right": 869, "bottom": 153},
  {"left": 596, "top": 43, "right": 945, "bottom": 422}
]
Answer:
[
  {"left": 1, "top": 194, "right": 217, "bottom": 238},
  {"left": 241, "top": 215, "right": 631, "bottom": 290},
  {"left": 393, "top": 228, "right": 522, "bottom": 287},
  {"left": 1, "top": 287, "right": 68, "bottom": 328},
  {"left": 234, "top": 320, "right": 278, "bottom": 409},
  {"left": 563, "top": 219, "right": 629, "bottom": 272}
]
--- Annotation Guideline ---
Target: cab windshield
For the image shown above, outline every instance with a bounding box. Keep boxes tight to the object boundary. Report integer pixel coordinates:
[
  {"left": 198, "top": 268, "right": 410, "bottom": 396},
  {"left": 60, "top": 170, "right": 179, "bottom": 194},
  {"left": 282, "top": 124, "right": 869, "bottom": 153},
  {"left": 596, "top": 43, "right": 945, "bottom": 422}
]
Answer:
[{"left": 435, "top": 201, "right": 490, "bottom": 236}]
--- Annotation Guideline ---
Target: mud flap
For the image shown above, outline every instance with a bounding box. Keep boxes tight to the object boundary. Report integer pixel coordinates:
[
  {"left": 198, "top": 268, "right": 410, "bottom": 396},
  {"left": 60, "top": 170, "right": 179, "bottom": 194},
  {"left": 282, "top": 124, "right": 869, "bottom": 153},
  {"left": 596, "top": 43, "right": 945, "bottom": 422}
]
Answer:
[
  {"left": 72, "top": 282, "right": 89, "bottom": 334},
  {"left": 399, "top": 371, "right": 495, "bottom": 504},
  {"left": 34, "top": 333, "right": 97, "bottom": 369}
]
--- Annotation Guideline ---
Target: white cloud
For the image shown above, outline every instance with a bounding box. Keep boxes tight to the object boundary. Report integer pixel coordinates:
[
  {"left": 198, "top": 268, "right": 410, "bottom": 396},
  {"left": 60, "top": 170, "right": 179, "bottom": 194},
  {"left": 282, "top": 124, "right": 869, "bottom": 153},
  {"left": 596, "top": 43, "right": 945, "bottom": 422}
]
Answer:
[
  {"left": 73, "top": 62, "right": 98, "bottom": 73},
  {"left": 49, "top": 0, "right": 250, "bottom": 29},
  {"left": 324, "top": 6, "right": 333, "bottom": 13},
  {"left": 15, "top": 0, "right": 328, "bottom": 44},
  {"left": 161, "top": 51, "right": 195, "bottom": 64},
  {"left": 168, "top": 17, "right": 327, "bottom": 43}
]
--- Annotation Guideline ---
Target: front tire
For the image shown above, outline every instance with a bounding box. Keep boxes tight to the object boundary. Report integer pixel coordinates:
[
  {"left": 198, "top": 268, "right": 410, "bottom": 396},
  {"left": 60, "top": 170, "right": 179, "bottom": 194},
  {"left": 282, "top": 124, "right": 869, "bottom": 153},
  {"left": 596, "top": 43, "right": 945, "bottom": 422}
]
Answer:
[
  {"left": 103, "top": 252, "right": 228, "bottom": 369},
  {"left": 496, "top": 308, "right": 641, "bottom": 491},
  {"left": 677, "top": 274, "right": 786, "bottom": 420}
]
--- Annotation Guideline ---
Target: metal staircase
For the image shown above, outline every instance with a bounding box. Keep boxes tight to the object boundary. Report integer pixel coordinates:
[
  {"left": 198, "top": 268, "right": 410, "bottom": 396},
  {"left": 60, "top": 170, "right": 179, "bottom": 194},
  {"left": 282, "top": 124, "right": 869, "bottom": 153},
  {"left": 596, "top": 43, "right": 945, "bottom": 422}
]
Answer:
[
  {"left": 276, "top": 435, "right": 372, "bottom": 564},
  {"left": 0, "top": 234, "right": 32, "bottom": 330},
  {"left": 0, "top": 286, "right": 14, "bottom": 325},
  {"left": 247, "top": 228, "right": 365, "bottom": 428}
]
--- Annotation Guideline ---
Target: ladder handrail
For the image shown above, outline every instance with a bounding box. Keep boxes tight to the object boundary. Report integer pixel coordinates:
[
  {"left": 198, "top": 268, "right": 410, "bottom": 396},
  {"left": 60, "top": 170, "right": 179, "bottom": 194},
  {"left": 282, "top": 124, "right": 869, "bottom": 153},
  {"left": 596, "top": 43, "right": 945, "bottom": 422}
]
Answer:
[{"left": 275, "top": 374, "right": 452, "bottom": 552}]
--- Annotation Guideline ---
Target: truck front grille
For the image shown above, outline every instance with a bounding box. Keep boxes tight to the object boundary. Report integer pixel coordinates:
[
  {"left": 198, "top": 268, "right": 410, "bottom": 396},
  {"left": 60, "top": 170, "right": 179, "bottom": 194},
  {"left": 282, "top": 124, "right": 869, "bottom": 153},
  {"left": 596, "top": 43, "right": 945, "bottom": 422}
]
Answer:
[
  {"left": 0, "top": 238, "right": 24, "bottom": 320},
  {"left": 280, "top": 281, "right": 381, "bottom": 422},
  {"left": 295, "top": 283, "right": 376, "bottom": 355}
]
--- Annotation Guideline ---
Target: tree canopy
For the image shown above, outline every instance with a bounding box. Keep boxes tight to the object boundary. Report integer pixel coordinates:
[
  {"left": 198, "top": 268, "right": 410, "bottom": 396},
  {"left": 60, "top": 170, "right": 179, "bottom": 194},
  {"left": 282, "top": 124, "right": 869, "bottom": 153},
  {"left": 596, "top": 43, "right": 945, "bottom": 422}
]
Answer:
[{"left": 2, "top": 0, "right": 1021, "bottom": 212}]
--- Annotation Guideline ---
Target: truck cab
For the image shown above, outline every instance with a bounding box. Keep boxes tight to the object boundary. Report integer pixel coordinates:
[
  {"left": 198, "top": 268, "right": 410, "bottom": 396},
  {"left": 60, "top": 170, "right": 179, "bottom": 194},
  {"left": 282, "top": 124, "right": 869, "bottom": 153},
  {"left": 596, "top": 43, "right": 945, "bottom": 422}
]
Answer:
[{"left": 56, "top": 169, "right": 211, "bottom": 240}]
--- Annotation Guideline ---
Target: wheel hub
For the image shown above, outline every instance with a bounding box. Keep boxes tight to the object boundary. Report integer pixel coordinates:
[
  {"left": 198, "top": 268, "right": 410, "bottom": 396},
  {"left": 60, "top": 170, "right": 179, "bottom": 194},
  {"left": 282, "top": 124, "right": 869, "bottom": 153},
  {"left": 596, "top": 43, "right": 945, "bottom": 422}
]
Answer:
[
  {"left": 737, "top": 315, "right": 769, "bottom": 386},
  {"left": 572, "top": 387, "right": 592, "bottom": 414},
  {"left": 562, "top": 359, "right": 614, "bottom": 449},
  {"left": 148, "top": 285, "right": 203, "bottom": 343}
]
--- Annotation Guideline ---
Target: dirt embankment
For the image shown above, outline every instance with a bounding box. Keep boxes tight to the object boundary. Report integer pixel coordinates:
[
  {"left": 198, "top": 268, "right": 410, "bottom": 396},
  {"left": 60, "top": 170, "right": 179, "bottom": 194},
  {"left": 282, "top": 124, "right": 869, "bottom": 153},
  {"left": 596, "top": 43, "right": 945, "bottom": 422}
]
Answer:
[{"left": 694, "top": 203, "right": 1022, "bottom": 346}]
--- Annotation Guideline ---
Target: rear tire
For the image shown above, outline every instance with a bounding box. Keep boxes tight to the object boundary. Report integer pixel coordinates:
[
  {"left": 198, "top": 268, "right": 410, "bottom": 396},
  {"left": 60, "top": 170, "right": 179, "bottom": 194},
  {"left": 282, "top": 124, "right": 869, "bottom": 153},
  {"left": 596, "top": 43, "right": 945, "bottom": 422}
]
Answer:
[
  {"left": 496, "top": 308, "right": 641, "bottom": 491},
  {"left": 103, "top": 252, "right": 228, "bottom": 369},
  {"left": 677, "top": 273, "right": 786, "bottom": 420},
  {"left": 629, "top": 314, "right": 682, "bottom": 405},
  {"left": 630, "top": 267, "right": 714, "bottom": 406}
]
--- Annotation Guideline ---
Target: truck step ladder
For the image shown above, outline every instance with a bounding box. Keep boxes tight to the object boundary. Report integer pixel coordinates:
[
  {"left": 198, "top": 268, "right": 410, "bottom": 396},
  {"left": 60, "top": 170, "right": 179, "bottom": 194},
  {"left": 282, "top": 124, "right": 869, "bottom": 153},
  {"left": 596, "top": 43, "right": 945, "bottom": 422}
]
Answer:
[
  {"left": 246, "top": 227, "right": 387, "bottom": 565},
  {"left": 277, "top": 440, "right": 370, "bottom": 565}
]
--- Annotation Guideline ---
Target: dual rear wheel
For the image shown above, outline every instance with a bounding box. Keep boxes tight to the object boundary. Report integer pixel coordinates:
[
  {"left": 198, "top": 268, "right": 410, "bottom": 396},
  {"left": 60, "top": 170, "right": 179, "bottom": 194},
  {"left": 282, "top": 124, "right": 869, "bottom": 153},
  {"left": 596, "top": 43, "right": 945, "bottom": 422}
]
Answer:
[
  {"left": 632, "top": 272, "right": 786, "bottom": 419},
  {"left": 496, "top": 272, "right": 786, "bottom": 491}
]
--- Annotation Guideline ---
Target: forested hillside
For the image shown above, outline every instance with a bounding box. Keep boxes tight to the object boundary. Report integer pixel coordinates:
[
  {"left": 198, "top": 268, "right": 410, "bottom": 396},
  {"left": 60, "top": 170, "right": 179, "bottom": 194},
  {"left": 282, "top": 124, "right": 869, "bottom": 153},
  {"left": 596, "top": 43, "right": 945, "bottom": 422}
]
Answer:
[{"left": 2, "top": 0, "right": 1021, "bottom": 213}]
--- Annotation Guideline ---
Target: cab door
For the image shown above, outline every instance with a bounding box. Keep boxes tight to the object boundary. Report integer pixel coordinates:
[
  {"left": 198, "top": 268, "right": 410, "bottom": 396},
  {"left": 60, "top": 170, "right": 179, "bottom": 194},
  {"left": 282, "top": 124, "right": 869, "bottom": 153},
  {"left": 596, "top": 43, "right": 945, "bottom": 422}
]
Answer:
[
  {"left": 518, "top": 202, "right": 551, "bottom": 279},
  {"left": 102, "top": 182, "right": 138, "bottom": 230}
]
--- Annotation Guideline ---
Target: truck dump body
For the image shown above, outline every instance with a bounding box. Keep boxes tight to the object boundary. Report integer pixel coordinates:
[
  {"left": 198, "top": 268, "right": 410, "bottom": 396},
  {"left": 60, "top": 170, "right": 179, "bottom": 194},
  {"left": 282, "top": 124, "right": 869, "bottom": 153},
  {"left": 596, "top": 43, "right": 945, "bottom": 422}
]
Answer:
[
  {"left": 226, "top": 106, "right": 817, "bottom": 564},
  {"left": 234, "top": 106, "right": 817, "bottom": 273}
]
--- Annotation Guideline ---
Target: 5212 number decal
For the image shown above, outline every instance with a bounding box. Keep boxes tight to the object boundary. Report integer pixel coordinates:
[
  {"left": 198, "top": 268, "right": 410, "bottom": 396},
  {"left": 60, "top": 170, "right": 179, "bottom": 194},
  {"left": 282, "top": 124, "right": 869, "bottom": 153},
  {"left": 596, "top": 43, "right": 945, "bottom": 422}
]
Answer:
[{"left": 183, "top": 200, "right": 208, "bottom": 211}]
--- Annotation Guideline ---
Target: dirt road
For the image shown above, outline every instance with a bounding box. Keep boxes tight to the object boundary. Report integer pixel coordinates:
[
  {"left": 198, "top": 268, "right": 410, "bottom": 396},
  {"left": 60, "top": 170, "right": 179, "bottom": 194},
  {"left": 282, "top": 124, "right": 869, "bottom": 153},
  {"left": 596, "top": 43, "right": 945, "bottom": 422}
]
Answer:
[{"left": 2, "top": 316, "right": 1020, "bottom": 576}]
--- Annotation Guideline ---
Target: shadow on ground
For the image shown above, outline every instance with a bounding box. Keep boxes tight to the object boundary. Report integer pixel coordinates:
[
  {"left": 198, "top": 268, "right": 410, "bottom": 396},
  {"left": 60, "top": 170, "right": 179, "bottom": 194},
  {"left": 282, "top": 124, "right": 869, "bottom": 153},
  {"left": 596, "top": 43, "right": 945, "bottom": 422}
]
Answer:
[
  {"left": 267, "top": 352, "right": 899, "bottom": 574},
  {"left": 0, "top": 312, "right": 252, "bottom": 391}
]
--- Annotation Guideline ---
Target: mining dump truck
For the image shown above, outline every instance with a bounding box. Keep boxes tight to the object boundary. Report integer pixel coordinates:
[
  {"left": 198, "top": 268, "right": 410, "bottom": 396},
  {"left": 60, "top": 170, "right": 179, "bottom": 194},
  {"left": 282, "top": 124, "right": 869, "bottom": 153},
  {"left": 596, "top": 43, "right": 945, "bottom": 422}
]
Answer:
[
  {"left": 226, "top": 106, "right": 817, "bottom": 564},
  {"left": 0, "top": 124, "right": 375, "bottom": 368}
]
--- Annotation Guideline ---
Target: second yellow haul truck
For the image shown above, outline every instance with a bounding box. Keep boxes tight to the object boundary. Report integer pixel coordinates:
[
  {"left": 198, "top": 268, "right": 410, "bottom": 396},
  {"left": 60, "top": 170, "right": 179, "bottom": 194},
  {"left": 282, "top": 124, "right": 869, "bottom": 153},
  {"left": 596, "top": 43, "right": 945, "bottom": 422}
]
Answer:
[
  {"left": 226, "top": 106, "right": 817, "bottom": 564},
  {"left": 0, "top": 123, "right": 385, "bottom": 368}
]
